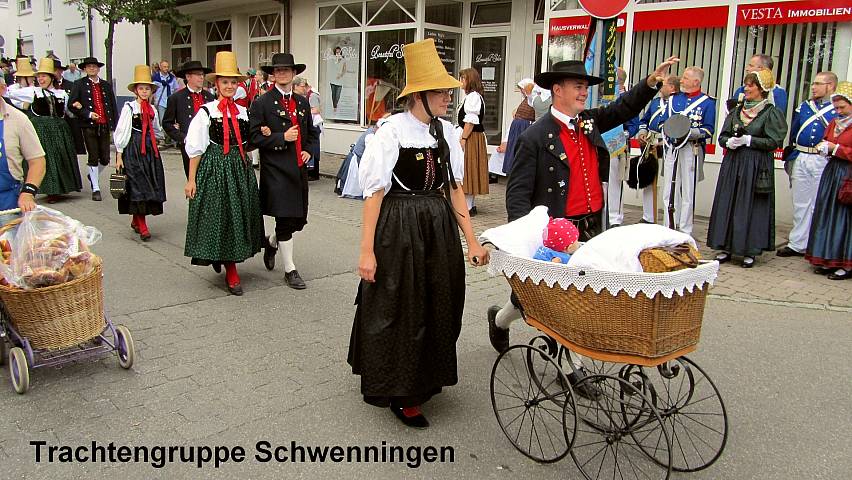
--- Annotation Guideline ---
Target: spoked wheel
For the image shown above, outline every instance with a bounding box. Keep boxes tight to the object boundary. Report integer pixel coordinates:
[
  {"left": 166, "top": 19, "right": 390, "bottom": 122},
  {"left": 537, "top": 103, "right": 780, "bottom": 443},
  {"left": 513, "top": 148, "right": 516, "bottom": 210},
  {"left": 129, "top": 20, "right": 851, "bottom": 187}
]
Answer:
[
  {"left": 114, "top": 325, "right": 135, "bottom": 369},
  {"left": 9, "top": 347, "right": 29, "bottom": 394},
  {"left": 527, "top": 336, "right": 568, "bottom": 407},
  {"left": 567, "top": 374, "right": 672, "bottom": 480},
  {"left": 626, "top": 357, "right": 728, "bottom": 472},
  {"left": 490, "top": 344, "right": 577, "bottom": 463}
]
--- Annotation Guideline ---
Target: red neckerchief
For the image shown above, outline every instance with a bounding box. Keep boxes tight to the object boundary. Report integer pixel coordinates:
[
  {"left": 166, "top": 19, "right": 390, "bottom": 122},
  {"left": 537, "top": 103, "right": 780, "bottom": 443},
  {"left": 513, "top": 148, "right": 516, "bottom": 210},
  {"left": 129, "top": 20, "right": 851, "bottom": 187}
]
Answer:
[
  {"left": 279, "top": 92, "right": 303, "bottom": 167},
  {"left": 217, "top": 97, "right": 245, "bottom": 161},
  {"left": 190, "top": 90, "right": 204, "bottom": 113},
  {"left": 139, "top": 100, "right": 159, "bottom": 157},
  {"left": 90, "top": 79, "right": 107, "bottom": 125},
  {"left": 686, "top": 89, "right": 703, "bottom": 98}
]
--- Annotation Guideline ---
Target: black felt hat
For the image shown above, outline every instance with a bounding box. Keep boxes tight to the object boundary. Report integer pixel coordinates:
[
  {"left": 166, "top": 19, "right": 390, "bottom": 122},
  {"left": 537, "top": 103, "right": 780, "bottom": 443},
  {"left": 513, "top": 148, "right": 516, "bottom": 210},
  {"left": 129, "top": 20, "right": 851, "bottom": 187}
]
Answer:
[
  {"left": 78, "top": 56, "right": 105, "bottom": 68},
  {"left": 261, "top": 53, "right": 306, "bottom": 75},
  {"left": 175, "top": 60, "right": 212, "bottom": 79},
  {"left": 534, "top": 60, "right": 603, "bottom": 90}
]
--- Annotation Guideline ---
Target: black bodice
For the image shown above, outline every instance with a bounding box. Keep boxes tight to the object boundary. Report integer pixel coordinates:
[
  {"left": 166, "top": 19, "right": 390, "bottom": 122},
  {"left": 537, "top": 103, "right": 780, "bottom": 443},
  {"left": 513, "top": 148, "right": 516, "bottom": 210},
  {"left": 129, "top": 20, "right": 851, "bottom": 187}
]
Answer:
[
  {"left": 209, "top": 116, "right": 251, "bottom": 146},
  {"left": 457, "top": 96, "right": 485, "bottom": 133},
  {"left": 30, "top": 93, "right": 66, "bottom": 117},
  {"left": 390, "top": 147, "right": 444, "bottom": 192}
]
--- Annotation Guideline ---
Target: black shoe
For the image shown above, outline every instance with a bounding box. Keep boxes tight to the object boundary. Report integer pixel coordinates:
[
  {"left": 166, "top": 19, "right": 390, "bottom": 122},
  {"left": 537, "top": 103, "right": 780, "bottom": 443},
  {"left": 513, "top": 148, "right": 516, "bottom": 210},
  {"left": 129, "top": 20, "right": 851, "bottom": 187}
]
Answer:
[
  {"left": 638, "top": 219, "right": 654, "bottom": 224},
  {"left": 567, "top": 368, "right": 602, "bottom": 401},
  {"left": 391, "top": 406, "right": 429, "bottom": 429},
  {"left": 609, "top": 223, "right": 621, "bottom": 228},
  {"left": 92, "top": 191, "right": 102, "bottom": 201},
  {"left": 227, "top": 283, "right": 243, "bottom": 296},
  {"left": 469, "top": 206, "right": 478, "bottom": 217},
  {"left": 212, "top": 262, "right": 222, "bottom": 273},
  {"left": 828, "top": 269, "right": 850, "bottom": 280},
  {"left": 487, "top": 305, "right": 509, "bottom": 353},
  {"left": 263, "top": 240, "right": 277, "bottom": 271},
  {"left": 285, "top": 270, "right": 306, "bottom": 290},
  {"left": 714, "top": 252, "right": 731, "bottom": 264},
  {"left": 776, "top": 246, "right": 804, "bottom": 257},
  {"left": 741, "top": 256, "right": 755, "bottom": 268},
  {"left": 814, "top": 266, "right": 832, "bottom": 275}
]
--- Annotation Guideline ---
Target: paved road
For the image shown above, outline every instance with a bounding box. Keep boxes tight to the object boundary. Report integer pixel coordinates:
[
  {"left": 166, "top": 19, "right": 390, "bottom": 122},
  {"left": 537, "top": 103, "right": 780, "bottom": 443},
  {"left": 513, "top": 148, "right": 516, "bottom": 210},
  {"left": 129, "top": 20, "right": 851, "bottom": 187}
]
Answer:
[{"left": 0, "top": 151, "right": 849, "bottom": 479}]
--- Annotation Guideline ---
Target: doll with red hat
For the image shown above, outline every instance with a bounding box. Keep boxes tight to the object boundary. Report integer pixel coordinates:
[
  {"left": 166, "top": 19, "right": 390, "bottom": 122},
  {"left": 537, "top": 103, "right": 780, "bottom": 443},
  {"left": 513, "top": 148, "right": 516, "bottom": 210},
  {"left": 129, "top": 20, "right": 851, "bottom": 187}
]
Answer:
[{"left": 533, "top": 217, "right": 581, "bottom": 263}]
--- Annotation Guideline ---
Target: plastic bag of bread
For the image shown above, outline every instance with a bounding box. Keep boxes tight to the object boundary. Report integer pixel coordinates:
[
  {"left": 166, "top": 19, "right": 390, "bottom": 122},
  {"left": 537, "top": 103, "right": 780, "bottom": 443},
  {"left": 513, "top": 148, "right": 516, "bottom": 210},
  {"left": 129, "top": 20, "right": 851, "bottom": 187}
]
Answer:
[{"left": 0, "top": 207, "right": 101, "bottom": 289}]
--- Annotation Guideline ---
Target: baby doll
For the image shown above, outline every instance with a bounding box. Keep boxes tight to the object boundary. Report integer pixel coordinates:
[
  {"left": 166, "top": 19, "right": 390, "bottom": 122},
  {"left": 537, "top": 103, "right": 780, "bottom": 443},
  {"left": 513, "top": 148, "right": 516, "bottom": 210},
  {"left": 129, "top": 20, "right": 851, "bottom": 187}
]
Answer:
[{"left": 533, "top": 217, "right": 581, "bottom": 263}]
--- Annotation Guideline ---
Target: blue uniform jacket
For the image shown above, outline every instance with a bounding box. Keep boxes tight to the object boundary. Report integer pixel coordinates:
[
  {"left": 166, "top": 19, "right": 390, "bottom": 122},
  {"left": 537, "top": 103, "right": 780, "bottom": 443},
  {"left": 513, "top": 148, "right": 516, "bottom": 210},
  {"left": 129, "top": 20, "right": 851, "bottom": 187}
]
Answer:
[
  {"left": 786, "top": 99, "right": 837, "bottom": 163},
  {"left": 667, "top": 91, "right": 716, "bottom": 148},
  {"left": 639, "top": 96, "right": 670, "bottom": 134}
]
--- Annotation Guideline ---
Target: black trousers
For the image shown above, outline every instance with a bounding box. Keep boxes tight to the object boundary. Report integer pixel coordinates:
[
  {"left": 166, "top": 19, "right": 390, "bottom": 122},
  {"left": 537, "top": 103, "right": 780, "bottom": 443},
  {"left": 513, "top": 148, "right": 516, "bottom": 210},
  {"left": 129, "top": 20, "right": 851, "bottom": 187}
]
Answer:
[
  {"left": 82, "top": 126, "right": 111, "bottom": 167},
  {"left": 330, "top": 84, "right": 342, "bottom": 108},
  {"left": 179, "top": 144, "right": 190, "bottom": 179}
]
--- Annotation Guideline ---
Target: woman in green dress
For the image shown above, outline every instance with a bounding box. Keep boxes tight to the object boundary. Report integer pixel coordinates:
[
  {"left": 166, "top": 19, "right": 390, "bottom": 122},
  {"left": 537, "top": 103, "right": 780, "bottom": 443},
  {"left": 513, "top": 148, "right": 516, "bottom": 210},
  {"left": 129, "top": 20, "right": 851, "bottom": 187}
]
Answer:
[
  {"left": 7, "top": 57, "right": 82, "bottom": 202},
  {"left": 707, "top": 69, "right": 787, "bottom": 268},
  {"left": 183, "top": 51, "right": 264, "bottom": 295}
]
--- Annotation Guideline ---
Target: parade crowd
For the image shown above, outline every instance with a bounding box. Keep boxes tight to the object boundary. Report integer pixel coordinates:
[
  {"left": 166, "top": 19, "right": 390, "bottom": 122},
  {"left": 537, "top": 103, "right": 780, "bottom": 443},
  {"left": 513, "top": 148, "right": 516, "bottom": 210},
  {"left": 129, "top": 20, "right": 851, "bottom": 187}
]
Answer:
[{"left": 0, "top": 38, "right": 850, "bottom": 429}]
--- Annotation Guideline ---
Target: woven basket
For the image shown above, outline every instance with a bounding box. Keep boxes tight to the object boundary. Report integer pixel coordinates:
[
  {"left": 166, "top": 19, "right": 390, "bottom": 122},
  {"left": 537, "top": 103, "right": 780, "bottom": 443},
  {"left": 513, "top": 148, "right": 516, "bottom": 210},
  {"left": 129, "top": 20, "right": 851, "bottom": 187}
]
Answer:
[
  {"left": 508, "top": 274, "right": 707, "bottom": 364},
  {"left": 0, "top": 215, "right": 105, "bottom": 351},
  {"left": 639, "top": 243, "right": 701, "bottom": 273}
]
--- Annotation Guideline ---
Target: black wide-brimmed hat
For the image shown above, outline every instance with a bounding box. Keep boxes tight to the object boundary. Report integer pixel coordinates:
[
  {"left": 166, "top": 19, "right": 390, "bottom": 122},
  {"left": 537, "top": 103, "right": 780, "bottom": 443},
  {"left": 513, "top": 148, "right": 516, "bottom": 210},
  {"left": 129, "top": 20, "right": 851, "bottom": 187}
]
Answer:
[
  {"left": 261, "top": 53, "right": 306, "bottom": 75},
  {"left": 78, "top": 56, "right": 105, "bottom": 68},
  {"left": 534, "top": 60, "right": 603, "bottom": 90},
  {"left": 175, "top": 60, "right": 212, "bottom": 79}
]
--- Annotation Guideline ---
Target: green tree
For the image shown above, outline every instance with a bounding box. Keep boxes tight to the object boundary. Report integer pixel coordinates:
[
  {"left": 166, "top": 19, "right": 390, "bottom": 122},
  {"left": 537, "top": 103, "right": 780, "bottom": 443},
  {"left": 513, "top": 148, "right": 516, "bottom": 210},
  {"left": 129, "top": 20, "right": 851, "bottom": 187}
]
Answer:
[{"left": 72, "top": 0, "right": 187, "bottom": 82}]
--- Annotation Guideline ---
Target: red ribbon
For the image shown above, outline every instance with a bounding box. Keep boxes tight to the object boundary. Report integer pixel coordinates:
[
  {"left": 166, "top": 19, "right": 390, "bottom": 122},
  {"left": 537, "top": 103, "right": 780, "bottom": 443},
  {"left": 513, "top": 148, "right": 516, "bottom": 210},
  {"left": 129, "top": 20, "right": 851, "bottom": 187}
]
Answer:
[
  {"left": 217, "top": 97, "right": 245, "bottom": 161},
  {"left": 279, "top": 94, "right": 303, "bottom": 167},
  {"left": 139, "top": 100, "right": 159, "bottom": 157}
]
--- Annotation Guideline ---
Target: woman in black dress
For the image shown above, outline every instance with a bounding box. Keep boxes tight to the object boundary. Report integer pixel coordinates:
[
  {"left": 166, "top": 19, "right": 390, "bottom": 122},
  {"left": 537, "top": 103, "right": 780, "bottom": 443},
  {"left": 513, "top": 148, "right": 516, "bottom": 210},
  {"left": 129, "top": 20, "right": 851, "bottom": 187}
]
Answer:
[
  {"left": 707, "top": 69, "right": 787, "bottom": 267},
  {"left": 348, "top": 39, "right": 489, "bottom": 429}
]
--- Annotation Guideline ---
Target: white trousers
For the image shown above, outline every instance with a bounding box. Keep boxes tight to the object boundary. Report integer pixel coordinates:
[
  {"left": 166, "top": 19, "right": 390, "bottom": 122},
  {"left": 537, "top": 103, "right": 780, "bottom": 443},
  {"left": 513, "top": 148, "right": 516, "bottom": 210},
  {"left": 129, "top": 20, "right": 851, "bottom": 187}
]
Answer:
[
  {"left": 788, "top": 152, "right": 829, "bottom": 252},
  {"left": 607, "top": 153, "right": 627, "bottom": 225},
  {"left": 662, "top": 147, "right": 701, "bottom": 236},
  {"left": 641, "top": 184, "right": 656, "bottom": 223}
]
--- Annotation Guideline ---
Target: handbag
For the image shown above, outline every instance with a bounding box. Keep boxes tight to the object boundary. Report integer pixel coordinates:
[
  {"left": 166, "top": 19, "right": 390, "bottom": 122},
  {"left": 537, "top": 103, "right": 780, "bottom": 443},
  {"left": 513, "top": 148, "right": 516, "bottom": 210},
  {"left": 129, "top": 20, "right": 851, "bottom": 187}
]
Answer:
[
  {"left": 639, "top": 243, "right": 701, "bottom": 273},
  {"left": 838, "top": 171, "right": 852, "bottom": 205},
  {"left": 109, "top": 167, "right": 127, "bottom": 200},
  {"left": 754, "top": 165, "right": 774, "bottom": 195}
]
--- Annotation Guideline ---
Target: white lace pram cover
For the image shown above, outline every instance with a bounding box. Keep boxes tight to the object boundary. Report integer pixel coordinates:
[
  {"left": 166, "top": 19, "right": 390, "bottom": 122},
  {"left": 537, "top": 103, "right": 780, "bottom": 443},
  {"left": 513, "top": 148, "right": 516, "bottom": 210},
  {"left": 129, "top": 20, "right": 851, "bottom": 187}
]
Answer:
[{"left": 488, "top": 249, "right": 719, "bottom": 299}]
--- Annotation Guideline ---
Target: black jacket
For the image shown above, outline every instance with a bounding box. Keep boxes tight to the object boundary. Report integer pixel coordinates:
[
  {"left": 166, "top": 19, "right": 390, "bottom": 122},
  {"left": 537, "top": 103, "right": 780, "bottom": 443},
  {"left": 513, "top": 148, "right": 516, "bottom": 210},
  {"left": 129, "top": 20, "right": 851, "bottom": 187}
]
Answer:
[
  {"left": 162, "top": 88, "right": 215, "bottom": 144},
  {"left": 68, "top": 77, "right": 118, "bottom": 130},
  {"left": 249, "top": 88, "right": 318, "bottom": 218},
  {"left": 506, "top": 80, "right": 659, "bottom": 221}
]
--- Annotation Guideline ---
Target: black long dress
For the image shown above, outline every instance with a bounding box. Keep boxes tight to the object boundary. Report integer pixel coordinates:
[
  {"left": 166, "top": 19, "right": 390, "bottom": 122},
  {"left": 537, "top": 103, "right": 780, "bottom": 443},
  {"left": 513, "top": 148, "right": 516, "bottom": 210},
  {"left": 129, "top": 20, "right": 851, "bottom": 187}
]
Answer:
[
  {"left": 347, "top": 146, "right": 466, "bottom": 409},
  {"left": 118, "top": 110, "right": 167, "bottom": 215}
]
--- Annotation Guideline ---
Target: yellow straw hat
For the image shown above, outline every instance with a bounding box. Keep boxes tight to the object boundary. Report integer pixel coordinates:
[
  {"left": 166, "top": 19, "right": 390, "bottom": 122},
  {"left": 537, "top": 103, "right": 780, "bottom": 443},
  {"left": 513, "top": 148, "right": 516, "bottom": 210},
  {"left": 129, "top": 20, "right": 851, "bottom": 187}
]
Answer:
[
  {"left": 754, "top": 69, "right": 776, "bottom": 92},
  {"left": 35, "top": 57, "right": 56, "bottom": 76},
  {"left": 127, "top": 64, "right": 159, "bottom": 93},
  {"left": 831, "top": 81, "right": 852, "bottom": 104},
  {"left": 15, "top": 58, "right": 35, "bottom": 78},
  {"left": 397, "top": 38, "right": 462, "bottom": 100},
  {"left": 206, "top": 51, "right": 247, "bottom": 83}
]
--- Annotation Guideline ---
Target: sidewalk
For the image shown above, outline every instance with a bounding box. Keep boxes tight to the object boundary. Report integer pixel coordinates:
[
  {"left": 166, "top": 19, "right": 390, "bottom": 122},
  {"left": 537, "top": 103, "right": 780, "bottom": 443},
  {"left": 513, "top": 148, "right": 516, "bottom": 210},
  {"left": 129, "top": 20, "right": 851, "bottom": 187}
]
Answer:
[{"left": 319, "top": 153, "right": 851, "bottom": 310}]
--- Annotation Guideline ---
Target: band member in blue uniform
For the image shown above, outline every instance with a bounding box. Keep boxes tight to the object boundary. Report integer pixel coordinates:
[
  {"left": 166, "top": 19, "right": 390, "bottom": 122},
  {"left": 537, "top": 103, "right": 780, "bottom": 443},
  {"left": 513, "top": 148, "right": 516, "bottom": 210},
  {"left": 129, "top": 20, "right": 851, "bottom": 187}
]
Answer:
[
  {"left": 636, "top": 75, "right": 679, "bottom": 223},
  {"left": 777, "top": 71, "right": 838, "bottom": 257},
  {"left": 662, "top": 66, "right": 715, "bottom": 236}
]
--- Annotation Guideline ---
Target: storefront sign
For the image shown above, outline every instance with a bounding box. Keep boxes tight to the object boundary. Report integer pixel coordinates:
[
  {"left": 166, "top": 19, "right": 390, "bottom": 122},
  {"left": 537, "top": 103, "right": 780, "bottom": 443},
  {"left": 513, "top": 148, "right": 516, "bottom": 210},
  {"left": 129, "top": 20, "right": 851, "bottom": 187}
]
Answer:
[
  {"left": 737, "top": 0, "right": 852, "bottom": 26},
  {"left": 633, "top": 6, "right": 728, "bottom": 31},
  {"left": 578, "top": 0, "right": 629, "bottom": 19},
  {"left": 369, "top": 44, "right": 404, "bottom": 63},
  {"left": 549, "top": 16, "right": 592, "bottom": 37}
]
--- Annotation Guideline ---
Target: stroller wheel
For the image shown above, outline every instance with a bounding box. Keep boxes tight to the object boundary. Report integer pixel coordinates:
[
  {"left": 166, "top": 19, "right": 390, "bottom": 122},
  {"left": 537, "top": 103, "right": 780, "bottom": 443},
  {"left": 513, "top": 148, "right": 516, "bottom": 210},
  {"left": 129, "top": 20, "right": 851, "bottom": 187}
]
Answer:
[
  {"left": 9, "top": 347, "right": 29, "bottom": 394},
  {"left": 115, "top": 325, "right": 135, "bottom": 369}
]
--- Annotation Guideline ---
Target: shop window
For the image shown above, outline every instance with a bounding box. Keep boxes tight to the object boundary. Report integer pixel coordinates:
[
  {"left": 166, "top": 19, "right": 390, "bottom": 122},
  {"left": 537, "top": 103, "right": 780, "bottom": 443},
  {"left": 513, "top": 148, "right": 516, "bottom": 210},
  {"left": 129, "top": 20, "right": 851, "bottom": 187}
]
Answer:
[
  {"left": 206, "top": 44, "right": 232, "bottom": 67},
  {"left": 365, "top": 29, "right": 414, "bottom": 124},
  {"left": 425, "top": 29, "right": 461, "bottom": 120},
  {"left": 320, "top": 3, "right": 363, "bottom": 30},
  {"left": 249, "top": 40, "right": 279, "bottom": 70},
  {"left": 425, "top": 0, "right": 462, "bottom": 28},
  {"left": 319, "top": 33, "right": 362, "bottom": 124},
  {"left": 470, "top": 36, "right": 507, "bottom": 145},
  {"left": 367, "top": 0, "right": 416, "bottom": 26},
  {"left": 470, "top": 1, "right": 512, "bottom": 26},
  {"left": 249, "top": 13, "right": 281, "bottom": 39},
  {"left": 206, "top": 20, "right": 232, "bottom": 43}
]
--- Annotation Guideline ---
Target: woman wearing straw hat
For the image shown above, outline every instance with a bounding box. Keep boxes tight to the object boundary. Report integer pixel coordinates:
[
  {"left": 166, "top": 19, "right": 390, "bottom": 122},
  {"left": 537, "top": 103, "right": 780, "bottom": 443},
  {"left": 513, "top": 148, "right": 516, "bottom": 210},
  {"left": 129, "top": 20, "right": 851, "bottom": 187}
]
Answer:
[
  {"left": 183, "top": 51, "right": 264, "bottom": 296},
  {"left": 5, "top": 58, "right": 36, "bottom": 106},
  {"left": 805, "top": 81, "right": 852, "bottom": 280},
  {"left": 6, "top": 57, "right": 83, "bottom": 202},
  {"left": 347, "top": 38, "right": 489, "bottom": 429},
  {"left": 707, "top": 69, "right": 788, "bottom": 268},
  {"left": 113, "top": 65, "right": 167, "bottom": 241}
]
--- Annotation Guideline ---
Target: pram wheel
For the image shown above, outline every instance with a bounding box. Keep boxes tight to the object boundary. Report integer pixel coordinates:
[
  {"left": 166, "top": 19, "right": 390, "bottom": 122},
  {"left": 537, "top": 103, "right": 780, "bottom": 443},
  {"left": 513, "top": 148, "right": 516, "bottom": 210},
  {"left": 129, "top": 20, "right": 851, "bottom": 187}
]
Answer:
[
  {"left": 626, "top": 357, "right": 728, "bottom": 471},
  {"left": 567, "top": 374, "right": 672, "bottom": 480},
  {"left": 115, "top": 325, "right": 135, "bottom": 369},
  {"left": 491, "top": 344, "right": 577, "bottom": 463},
  {"left": 9, "top": 347, "right": 29, "bottom": 394}
]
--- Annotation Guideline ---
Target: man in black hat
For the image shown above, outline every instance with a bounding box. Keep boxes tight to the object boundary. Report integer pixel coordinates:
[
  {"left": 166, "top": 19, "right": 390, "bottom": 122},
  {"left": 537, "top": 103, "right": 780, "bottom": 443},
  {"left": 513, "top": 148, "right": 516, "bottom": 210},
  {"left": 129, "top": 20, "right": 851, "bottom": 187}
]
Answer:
[
  {"left": 487, "top": 56, "right": 680, "bottom": 359},
  {"left": 249, "top": 52, "right": 318, "bottom": 289},
  {"left": 163, "top": 60, "right": 215, "bottom": 178},
  {"left": 68, "top": 56, "right": 117, "bottom": 201}
]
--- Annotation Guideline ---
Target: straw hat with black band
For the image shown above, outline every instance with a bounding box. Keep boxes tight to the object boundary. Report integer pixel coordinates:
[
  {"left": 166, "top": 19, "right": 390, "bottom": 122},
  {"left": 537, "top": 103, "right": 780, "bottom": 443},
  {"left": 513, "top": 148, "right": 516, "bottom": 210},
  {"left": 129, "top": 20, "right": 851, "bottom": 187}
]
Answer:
[
  {"left": 35, "top": 57, "right": 57, "bottom": 76},
  {"left": 206, "top": 51, "right": 247, "bottom": 83},
  {"left": 127, "top": 64, "right": 159, "bottom": 93},
  {"left": 15, "top": 58, "right": 35, "bottom": 78}
]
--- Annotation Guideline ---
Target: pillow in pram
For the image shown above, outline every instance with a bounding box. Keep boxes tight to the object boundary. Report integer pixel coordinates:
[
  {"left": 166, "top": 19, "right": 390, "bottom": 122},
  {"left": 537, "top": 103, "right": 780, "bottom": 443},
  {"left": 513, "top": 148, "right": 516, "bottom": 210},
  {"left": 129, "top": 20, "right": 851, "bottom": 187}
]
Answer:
[
  {"left": 567, "top": 224, "right": 697, "bottom": 273},
  {"left": 479, "top": 205, "right": 550, "bottom": 258}
]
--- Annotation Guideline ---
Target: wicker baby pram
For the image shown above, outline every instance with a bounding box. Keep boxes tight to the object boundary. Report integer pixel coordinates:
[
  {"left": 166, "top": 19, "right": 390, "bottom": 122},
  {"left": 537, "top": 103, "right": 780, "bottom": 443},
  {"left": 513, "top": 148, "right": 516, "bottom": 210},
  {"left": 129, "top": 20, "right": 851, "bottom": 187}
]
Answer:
[{"left": 489, "top": 249, "right": 719, "bottom": 366}]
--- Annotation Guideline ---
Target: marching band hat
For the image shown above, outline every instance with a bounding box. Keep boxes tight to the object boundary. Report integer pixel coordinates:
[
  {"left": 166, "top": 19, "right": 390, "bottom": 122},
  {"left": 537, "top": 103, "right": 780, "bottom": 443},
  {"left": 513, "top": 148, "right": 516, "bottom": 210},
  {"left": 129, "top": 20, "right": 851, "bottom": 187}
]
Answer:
[
  {"left": 35, "top": 57, "right": 57, "bottom": 76},
  {"left": 534, "top": 60, "right": 603, "bottom": 90},
  {"left": 396, "top": 38, "right": 462, "bottom": 100},
  {"left": 127, "top": 64, "right": 159, "bottom": 93},
  {"left": 15, "top": 58, "right": 35, "bottom": 78},
  {"left": 261, "top": 53, "right": 306, "bottom": 75},
  {"left": 831, "top": 81, "right": 852, "bottom": 104},
  {"left": 205, "top": 51, "right": 248, "bottom": 83},
  {"left": 175, "top": 60, "right": 212, "bottom": 79},
  {"left": 78, "top": 56, "right": 105, "bottom": 68}
]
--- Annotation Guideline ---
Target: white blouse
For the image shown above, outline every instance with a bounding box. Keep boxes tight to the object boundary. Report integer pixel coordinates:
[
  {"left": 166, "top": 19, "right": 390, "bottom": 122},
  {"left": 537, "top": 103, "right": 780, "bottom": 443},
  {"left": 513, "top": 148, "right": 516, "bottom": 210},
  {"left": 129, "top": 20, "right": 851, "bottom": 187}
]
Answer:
[
  {"left": 6, "top": 86, "right": 68, "bottom": 111},
  {"left": 114, "top": 101, "right": 164, "bottom": 153},
  {"left": 462, "top": 91, "right": 484, "bottom": 125},
  {"left": 358, "top": 111, "right": 465, "bottom": 198},
  {"left": 184, "top": 99, "right": 249, "bottom": 158}
]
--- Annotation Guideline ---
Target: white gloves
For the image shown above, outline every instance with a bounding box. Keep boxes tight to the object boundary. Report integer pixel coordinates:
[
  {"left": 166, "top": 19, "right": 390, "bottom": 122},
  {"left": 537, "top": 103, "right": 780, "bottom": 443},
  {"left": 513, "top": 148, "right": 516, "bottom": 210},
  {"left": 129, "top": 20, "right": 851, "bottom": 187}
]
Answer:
[
  {"left": 817, "top": 142, "right": 830, "bottom": 156},
  {"left": 742, "top": 134, "right": 752, "bottom": 147},
  {"left": 726, "top": 135, "right": 752, "bottom": 150}
]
